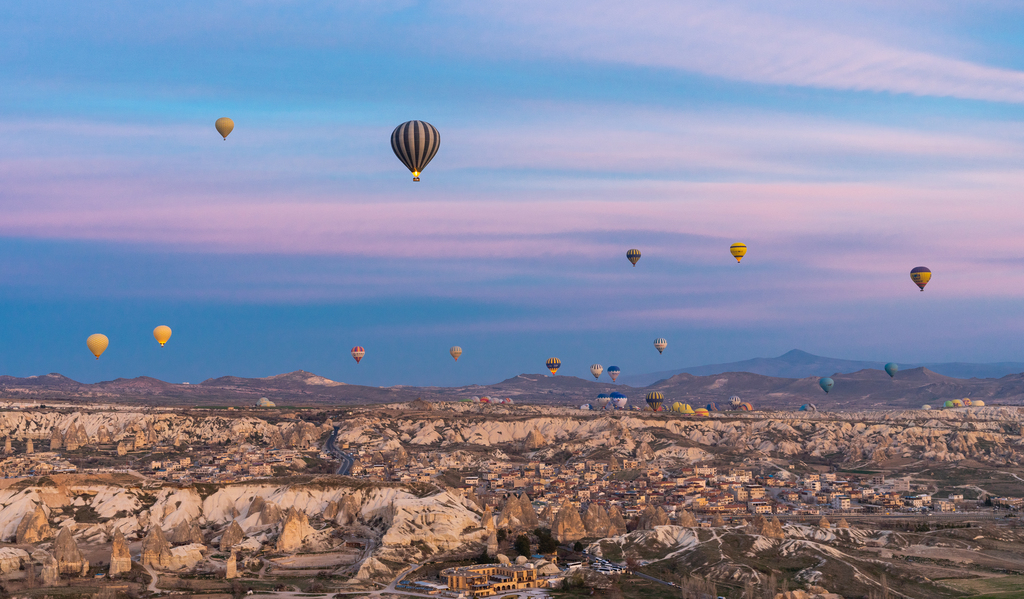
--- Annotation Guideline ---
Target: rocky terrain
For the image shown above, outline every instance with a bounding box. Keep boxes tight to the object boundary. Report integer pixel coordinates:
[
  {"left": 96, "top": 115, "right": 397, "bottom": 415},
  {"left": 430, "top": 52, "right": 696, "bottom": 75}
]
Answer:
[{"left": 0, "top": 404, "right": 1018, "bottom": 598}]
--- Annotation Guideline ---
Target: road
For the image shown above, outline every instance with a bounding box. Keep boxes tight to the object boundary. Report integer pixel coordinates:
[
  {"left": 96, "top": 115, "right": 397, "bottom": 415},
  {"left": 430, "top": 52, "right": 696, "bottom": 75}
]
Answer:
[
  {"left": 630, "top": 571, "right": 675, "bottom": 588},
  {"left": 325, "top": 426, "right": 355, "bottom": 475}
]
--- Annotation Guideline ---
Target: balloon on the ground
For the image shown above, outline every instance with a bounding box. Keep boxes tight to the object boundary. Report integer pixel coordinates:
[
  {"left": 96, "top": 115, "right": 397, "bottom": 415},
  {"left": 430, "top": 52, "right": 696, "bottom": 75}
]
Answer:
[
  {"left": 729, "top": 396, "right": 741, "bottom": 407},
  {"left": 972, "top": 400, "right": 985, "bottom": 406},
  {"left": 910, "top": 266, "right": 932, "bottom": 291},
  {"left": 921, "top": 404, "right": 932, "bottom": 410},
  {"left": 153, "top": 325, "right": 172, "bottom": 347},
  {"left": 450, "top": 346, "right": 463, "bottom": 361},
  {"left": 607, "top": 366, "right": 620, "bottom": 382},
  {"left": 738, "top": 402, "right": 753, "bottom": 411},
  {"left": 391, "top": 120, "right": 440, "bottom": 181},
  {"left": 694, "top": 408, "right": 710, "bottom": 417},
  {"left": 654, "top": 338, "right": 667, "bottom": 354},
  {"left": 351, "top": 346, "right": 365, "bottom": 363},
  {"left": 87, "top": 334, "right": 109, "bottom": 359},
  {"left": 884, "top": 363, "right": 898, "bottom": 378},
  {"left": 799, "top": 403, "right": 817, "bottom": 412},
  {"left": 627, "top": 249, "right": 641, "bottom": 266},
  {"left": 645, "top": 391, "right": 664, "bottom": 411},
  {"left": 706, "top": 402, "right": 719, "bottom": 412},
  {"left": 546, "top": 358, "right": 561, "bottom": 375},
  {"left": 590, "top": 364, "right": 604, "bottom": 379},
  {"left": 595, "top": 394, "right": 611, "bottom": 409},
  {"left": 819, "top": 377, "right": 834, "bottom": 394},
  {"left": 730, "top": 242, "right": 747, "bottom": 263},
  {"left": 215, "top": 118, "right": 234, "bottom": 140},
  {"left": 962, "top": 398, "right": 972, "bottom": 406}
]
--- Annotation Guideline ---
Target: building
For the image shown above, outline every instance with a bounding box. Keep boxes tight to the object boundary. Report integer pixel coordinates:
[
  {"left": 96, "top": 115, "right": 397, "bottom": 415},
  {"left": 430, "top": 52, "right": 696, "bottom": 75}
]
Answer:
[
  {"left": 442, "top": 563, "right": 546, "bottom": 597},
  {"left": 832, "top": 496, "right": 851, "bottom": 511}
]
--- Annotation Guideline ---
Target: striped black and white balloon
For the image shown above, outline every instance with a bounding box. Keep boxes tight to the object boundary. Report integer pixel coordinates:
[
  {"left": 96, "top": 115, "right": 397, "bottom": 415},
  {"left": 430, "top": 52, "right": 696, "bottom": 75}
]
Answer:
[{"left": 391, "top": 120, "right": 440, "bottom": 181}]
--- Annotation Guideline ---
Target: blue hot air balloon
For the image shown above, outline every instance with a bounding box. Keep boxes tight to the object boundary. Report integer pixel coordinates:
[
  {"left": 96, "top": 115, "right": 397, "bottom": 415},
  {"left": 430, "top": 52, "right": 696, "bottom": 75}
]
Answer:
[
  {"left": 706, "top": 402, "right": 719, "bottom": 412},
  {"left": 819, "top": 377, "right": 834, "bottom": 394},
  {"left": 884, "top": 363, "right": 898, "bottom": 378},
  {"left": 610, "top": 392, "right": 628, "bottom": 409},
  {"left": 607, "top": 366, "right": 621, "bottom": 382}
]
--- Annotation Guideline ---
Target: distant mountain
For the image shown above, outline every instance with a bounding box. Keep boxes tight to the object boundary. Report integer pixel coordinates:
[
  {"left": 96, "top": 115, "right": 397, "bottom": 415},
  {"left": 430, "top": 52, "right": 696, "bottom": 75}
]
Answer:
[
  {"left": 616, "top": 349, "right": 1024, "bottom": 387},
  {"left": 0, "top": 364, "right": 1023, "bottom": 410}
]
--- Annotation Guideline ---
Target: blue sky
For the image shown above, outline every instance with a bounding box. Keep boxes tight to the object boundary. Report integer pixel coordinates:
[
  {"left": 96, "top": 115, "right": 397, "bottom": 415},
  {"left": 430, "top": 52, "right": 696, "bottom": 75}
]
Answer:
[{"left": 3, "top": 1, "right": 1024, "bottom": 386}]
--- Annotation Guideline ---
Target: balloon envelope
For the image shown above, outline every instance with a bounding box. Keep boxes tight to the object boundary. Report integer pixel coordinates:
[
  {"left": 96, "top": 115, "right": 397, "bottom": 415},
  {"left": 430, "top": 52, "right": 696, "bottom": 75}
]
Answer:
[
  {"left": 590, "top": 364, "right": 604, "bottom": 379},
  {"left": 730, "top": 242, "right": 747, "bottom": 263},
  {"left": 450, "top": 346, "right": 463, "bottom": 361},
  {"left": 546, "top": 357, "right": 561, "bottom": 375},
  {"left": 819, "top": 377, "right": 834, "bottom": 394},
  {"left": 391, "top": 120, "right": 440, "bottom": 181},
  {"left": 645, "top": 391, "right": 664, "bottom": 411},
  {"left": 610, "top": 392, "right": 627, "bottom": 409},
  {"left": 351, "top": 346, "right": 365, "bottom": 363},
  {"left": 654, "top": 338, "right": 667, "bottom": 354},
  {"left": 910, "top": 266, "right": 932, "bottom": 291},
  {"left": 884, "top": 363, "right": 898, "bottom": 378},
  {"left": 607, "top": 366, "right": 620, "bottom": 382},
  {"left": 87, "top": 334, "right": 109, "bottom": 359},
  {"left": 627, "top": 249, "right": 641, "bottom": 266},
  {"left": 595, "top": 394, "right": 611, "bottom": 409},
  {"left": 153, "top": 325, "right": 172, "bottom": 347},
  {"left": 215, "top": 117, "right": 234, "bottom": 140}
]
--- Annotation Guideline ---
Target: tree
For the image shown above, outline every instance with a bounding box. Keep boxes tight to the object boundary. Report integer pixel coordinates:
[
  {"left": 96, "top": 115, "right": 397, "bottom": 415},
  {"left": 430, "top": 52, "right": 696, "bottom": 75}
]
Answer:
[
  {"left": 573, "top": 541, "right": 584, "bottom": 552},
  {"left": 514, "top": 534, "right": 531, "bottom": 556}
]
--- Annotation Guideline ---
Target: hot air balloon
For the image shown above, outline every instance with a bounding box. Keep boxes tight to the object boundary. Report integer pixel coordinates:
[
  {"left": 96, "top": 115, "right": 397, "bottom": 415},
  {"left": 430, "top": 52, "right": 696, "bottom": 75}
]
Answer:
[
  {"left": 546, "top": 358, "right": 561, "bottom": 375},
  {"left": 972, "top": 400, "right": 985, "bottom": 407},
  {"left": 580, "top": 404, "right": 592, "bottom": 410},
  {"left": 626, "top": 249, "right": 641, "bottom": 266},
  {"left": 729, "top": 396, "right": 742, "bottom": 408},
  {"left": 450, "top": 346, "right": 463, "bottom": 361},
  {"left": 590, "top": 364, "right": 604, "bottom": 380},
  {"left": 819, "top": 377, "right": 834, "bottom": 394},
  {"left": 611, "top": 392, "right": 628, "bottom": 409},
  {"left": 962, "top": 398, "right": 972, "bottom": 407},
  {"left": 910, "top": 266, "right": 931, "bottom": 291},
  {"left": 738, "top": 402, "right": 753, "bottom": 411},
  {"left": 153, "top": 325, "right": 172, "bottom": 347},
  {"left": 943, "top": 400, "right": 954, "bottom": 408},
  {"left": 694, "top": 408, "right": 710, "bottom": 417},
  {"left": 799, "top": 403, "right": 817, "bottom": 412},
  {"left": 884, "top": 363, "right": 898, "bottom": 378},
  {"left": 351, "top": 346, "right": 365, "bottom": 363},
  {"left": 645, "top": 391, "right": 664, "bottom": 411},
  {"left": 595, "top": 394, "right": 611, "bottom": 410},
  {"left": 607, "top": 366, "right": 620, "bottom": 382},
  {"left": 87, "top": 334, "right": 109, "bottom": 359},
  {"left": 391, "top": 120, "right": 440, "bottom": 181},
  {"left": 921, "top": 404, "right": 932, "bottom": 410},
  {"left": 730, "top": 242, "right": 747, "bottom": 263},
  {"left": 654, "top": 338, "right": 667, "bottom": 354},
  {"left": 215, "top": 118, "right": 234, "bottom": 140},
  {"left": 951, "top": 399, "right": 964, "bottom": 407},
  {"left": 706, "top": 402, "right": 719, "bottom": 412}
]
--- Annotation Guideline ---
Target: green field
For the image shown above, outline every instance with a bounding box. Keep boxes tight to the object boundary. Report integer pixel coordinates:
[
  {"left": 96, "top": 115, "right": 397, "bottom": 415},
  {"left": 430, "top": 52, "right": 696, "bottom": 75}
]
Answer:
[{"left": 943, "top": 576, "right": 1024, "bottom": 598}]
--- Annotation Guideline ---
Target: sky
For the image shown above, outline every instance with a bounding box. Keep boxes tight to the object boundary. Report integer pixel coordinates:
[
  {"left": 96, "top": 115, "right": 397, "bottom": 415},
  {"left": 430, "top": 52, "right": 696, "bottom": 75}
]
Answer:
[{"left": 3, "top": 1, "right": 1024, "bottom": 386}]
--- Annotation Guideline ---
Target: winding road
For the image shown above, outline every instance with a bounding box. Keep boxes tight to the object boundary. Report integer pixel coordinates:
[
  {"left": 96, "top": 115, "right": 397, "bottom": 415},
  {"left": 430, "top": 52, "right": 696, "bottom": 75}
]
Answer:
[{"left": 326, "top": 426, "right": 355, "bottom": 475}]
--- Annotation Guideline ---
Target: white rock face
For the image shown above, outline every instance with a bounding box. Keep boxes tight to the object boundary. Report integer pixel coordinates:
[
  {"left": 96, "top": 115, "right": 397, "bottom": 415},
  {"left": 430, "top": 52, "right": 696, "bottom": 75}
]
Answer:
[{"left": 380, "top": 491, "right": 485, "bottom": 551}]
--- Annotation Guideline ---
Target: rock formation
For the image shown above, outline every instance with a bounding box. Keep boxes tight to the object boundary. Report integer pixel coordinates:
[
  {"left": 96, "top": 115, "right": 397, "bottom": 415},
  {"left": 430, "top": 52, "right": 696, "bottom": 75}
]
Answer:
[
  {"left": 52, "top": 526, "right": 89, "bottom": 576},
  {"left": 97, "top": 426, "right": 111, "bottom": 444},
  {"left": 220, "top": 521, "right": 244, "bottom": 551},
  {"left": 482, "top": 506, "right": 495, "bottom": 532},
  {"left": 607, "top": 505, "right": 628, "bottom": 536},
  {"left": 225, "top": 550, "right": 237, "bottom": 579},
  {"left": 486, "top": 530, "right": 498, "bottom": 557},
  {"left": 40, "top": 551, "right": 59, "bottom": 585},
  {"left": 353, "top": 557, "right": 392, "bottom": 581},
  {"left": 49, "top": 428, "right": 62, "bottom": 451},
  {"left": 409, "top": 398, "right": 433, "bottom": 411},
  {"left": 524, "top": 429, "right": 545, "bottom": 450},
  {"left": 16, "top": 503, "right": 53, "bottom": 544},
  {"left": 142, "top": 526, "right": 172, "bottom": 568},
  {"left": 583, "top": 503, "right": 610, "bottom": 538},
  {"left": 276, "top": 507, "right": 312, "bottom": 552},
  {"left": 25, "top": 438, "right": 33, "bottom": 454},
  {"left": 757, "top": 516, "right": 785, "bottom": 540},
  {"left": 109, "top": 530, "right": 131, "bottom": 577},
  {"left": 251, "top": 496, "right": 284, "bottom": 525},
  {"left": 0, "top": 548, "right": 28, "bottom": 574},
  {"left": 636, "top": 441, "right": 655, "bottom": 462},
  {"left": 609, "top": 456, "right": 622, "bottom": 471},
  {"left": 116, "top": 441, "right": 128, "bottom": 456},
  {"left": 676, "top": 509, "right": 698, "bottom": 527},
  {"left": 170, "top": 520, "right": 204, "bottom": 545},
  {"left": 819, "top": 517, "right": 831, "bottom": 529},
  {"left": 836, "top": 518, "right": 850, "bottom": 529},
  {"left": 498, "top": 494, "right": 539, "bottom": 530},
  {"left": 3, "top": 437, "right": 10, "bottom": 454},
  {"left": 552, "top": 500, "right": 586, "bottom": 543},
  {"left": 637, "top": 505, "right": 670, "bottom": 530},
  {"left": 711, "top": 514, "right": 726, "bottom": 527}
]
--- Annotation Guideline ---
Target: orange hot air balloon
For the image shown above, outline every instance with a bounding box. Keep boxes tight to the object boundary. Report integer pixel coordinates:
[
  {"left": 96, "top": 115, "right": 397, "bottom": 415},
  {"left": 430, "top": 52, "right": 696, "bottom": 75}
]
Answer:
[
  {"left": 215, "top": 118, "right": 234, "bottom": 140},
  {"left": 87, "top": 334, "right": 109, "bottom": 359},
  {"left": 153, "top": 325, "right": 172, "bottom": 347}
]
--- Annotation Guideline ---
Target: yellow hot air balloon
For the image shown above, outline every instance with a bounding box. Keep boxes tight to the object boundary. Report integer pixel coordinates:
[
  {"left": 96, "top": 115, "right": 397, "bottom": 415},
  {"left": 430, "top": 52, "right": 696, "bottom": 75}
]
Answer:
[
  {"left": 87, "top": 334, "right": 109, "bottom": 359},
  {"left": 153, "top": 325, "right": 172, "bottom": 347},
  {"left": 730, "top": 242, "right": 747, "bottom": 263},
  {"left": 215, "top": 118, "right": 234, "bottom": 140}
]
